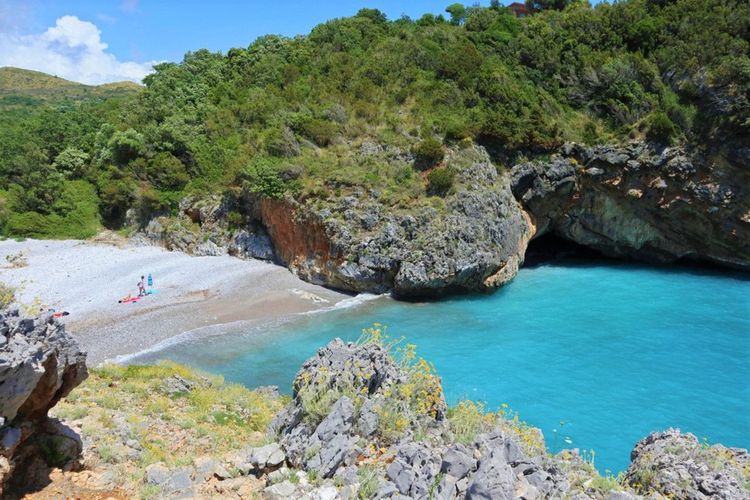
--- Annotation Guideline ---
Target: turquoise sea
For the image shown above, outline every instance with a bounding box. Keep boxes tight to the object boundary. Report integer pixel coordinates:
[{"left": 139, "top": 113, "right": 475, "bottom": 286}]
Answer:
[{"left": 132, "top": 261, "right": 750, "bottom": 473}]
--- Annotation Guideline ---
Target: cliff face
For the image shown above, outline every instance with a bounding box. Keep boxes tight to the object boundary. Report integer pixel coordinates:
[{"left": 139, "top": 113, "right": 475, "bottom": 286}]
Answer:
[
  {"left": 136, "top": 141, "right": 748, "bottom": 296},
  {"left": 259, "top": 141, "right": 749, "bottom": 295},
  {"left": 0, "top": 309, "right": 88, "bottom": 496},
  {"left": 511, "top": 142, "right": 750, "bottom": 270}
]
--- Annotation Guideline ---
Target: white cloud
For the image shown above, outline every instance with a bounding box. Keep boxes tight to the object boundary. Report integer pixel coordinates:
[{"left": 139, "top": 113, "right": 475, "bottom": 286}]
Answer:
[{"left": 0, "top": 15, "right": 155, "bottom": 85}]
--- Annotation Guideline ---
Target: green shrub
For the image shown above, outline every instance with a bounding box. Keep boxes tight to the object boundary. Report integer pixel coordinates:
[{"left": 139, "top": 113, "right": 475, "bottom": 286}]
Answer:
[
  {"left": 645, "top": 111, "right": 679, "bottom": 144},
  {"left": 4, "top": 181, "right": 100, "bottom": 239},
  {"left": 299, "top": 118, "right": 339, "bottom": 147},
  {"left": 137, "top": 187, "right": 170, "bottom": 220},
  {"left": 108, "top": 128, "right": 145, "bottom": 166},
  {"left": 427, "top": 167, "right": 455, "bottom": 196},
  {"left": 412, "top": 138, "right": 445, "bottom": 170},
  {"left": 240, "top": 158, "right": 289, "bottom": 199},
  {"left": 263, "top": 125, "right": 301, "bottom": 157},
  {"left": 582, "top": 121, "right": 600, "bottom": 146},
  {"left": 144, "top": 153, "right": 190, "bottom": 190}
]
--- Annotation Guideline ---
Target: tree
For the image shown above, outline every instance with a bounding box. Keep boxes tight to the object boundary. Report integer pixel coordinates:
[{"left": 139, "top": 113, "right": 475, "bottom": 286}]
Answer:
[
  {"left": 446, "top": 3, "right": 467, "bottom": 25},
  {"left": 53, "top": 147, "right": 89, "bottom": 179},
  {"left": 356, "top": 8, "right": 387, "bottom": 24},
  {"left": 108, "top": 129, "right": 145, "bottom": 166}
]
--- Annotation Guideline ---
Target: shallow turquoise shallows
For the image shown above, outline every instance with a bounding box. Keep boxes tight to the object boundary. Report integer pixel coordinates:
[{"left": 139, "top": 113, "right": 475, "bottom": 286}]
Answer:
[{"left": 133, "top": 261, "right": 750, "bottom": 473}]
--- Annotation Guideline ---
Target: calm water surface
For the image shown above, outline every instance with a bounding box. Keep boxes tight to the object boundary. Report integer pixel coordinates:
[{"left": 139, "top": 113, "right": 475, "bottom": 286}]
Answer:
[{"left": 133, "top": 261, "right": 750, "bottom": 472}]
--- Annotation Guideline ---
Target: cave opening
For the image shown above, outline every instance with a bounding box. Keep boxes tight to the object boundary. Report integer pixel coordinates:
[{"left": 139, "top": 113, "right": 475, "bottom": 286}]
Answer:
[{"left": 522, "top": 233, "right": 610, "bottom": 267}]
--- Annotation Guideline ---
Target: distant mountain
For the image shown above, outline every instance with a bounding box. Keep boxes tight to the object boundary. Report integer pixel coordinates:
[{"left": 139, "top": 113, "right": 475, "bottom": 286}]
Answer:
[{"left": 0, "top": 67, "right": 142, "bottom": 100}]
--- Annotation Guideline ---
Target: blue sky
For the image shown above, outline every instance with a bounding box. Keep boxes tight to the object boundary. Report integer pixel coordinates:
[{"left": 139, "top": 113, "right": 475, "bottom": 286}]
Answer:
[
  {"left": 0, "top": 0, "right": 591, "bottom": 84},
  {"left": 11, "top": 1, "right": 490, "bottom": 62}
]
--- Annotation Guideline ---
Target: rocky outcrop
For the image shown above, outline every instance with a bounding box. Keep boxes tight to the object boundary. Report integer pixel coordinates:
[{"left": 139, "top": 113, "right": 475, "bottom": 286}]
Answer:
[
  {"left": 511, "top": 142, "right": 750, "bottom": 270},
  {"left": 0, "top": 309, "right": 88, "bottom": 496},
  {"left": 625, "top": 429, "right": 750, "bottom": 499},
  {"left": 132, "top": 146, "right": 532, "bottom": 297},
  {"left": 26, "top": 331, "right": 748, "bottom": 498},
  {"left": 260, "top": 146, "right": 532, "bottom": 297},
  {"left": 265, "top": 338, "right": 628, "bottom": 499},
  {"left": 131, "top": 194, "right": 277, "bottom": 261}
]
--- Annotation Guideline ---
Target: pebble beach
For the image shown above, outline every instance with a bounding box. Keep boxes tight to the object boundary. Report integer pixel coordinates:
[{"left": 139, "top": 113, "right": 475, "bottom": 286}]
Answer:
[{"left": 0, "top": 236, "right": 349, "bottom": 364}]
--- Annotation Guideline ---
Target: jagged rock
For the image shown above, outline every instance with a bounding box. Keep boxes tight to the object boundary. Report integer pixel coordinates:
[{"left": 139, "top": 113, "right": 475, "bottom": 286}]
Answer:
[
  {"left": 193, "top": 239, "right": 228, "bottom": 256},
  {"left": 145, "top": 462, "right": 171, "bottom": 485},
  {"left": 315, "top": 397, "right": 355, "bottom": 442},
  {"left": 466, "top": 453, "right": 516, "bottom": 499},
  {"left": 274, "top": 339, "right": 448, "bottom": 483},
  {"left": 442, "top": 443, "right": 476, "bottom": 479},
  {"left": 230, "top": 229, "right": 275, "bottom": 260},
  {"left": 0, "top": 310, "right": 87, "bottom": 495},
  {"left": 376, "top": 480, "right": 399, "bottom": 498},
  {"left": 307, "top": 485, "right": 339, "bottom": 500},
  {"left": 606, "top": 492, "right": 638, "bottom": 500},
  {"left": 246, "top": 442, "right": 286, "bottom": 473},
  {"left": 386, "top": 441, "right": 443, "bottom": 497},
  {"left": 193, "top": 456, "right": 219, "bottom": 481},
  {"left": 160, "top": 374, "right": 195, "bottom": 395},
  {"left": 625, "top": 429, "right": 750, "bottom": 499},
  {"left": 475, "top": 430, "right": 524, "bottom": 464},
  {"left": 358, "top": 398, "right": 379, "bottom": 437}
]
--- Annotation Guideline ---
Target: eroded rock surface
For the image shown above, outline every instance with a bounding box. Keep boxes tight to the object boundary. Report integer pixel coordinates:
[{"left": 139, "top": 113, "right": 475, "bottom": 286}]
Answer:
[
  {"left": 0, "top": 309, "right": 88, "bottom": 496},
  {"left": 625, "top": 429, "right": 750, "bottom": 499},
  {"left": 260, "top": 146, "right": 532, "bottom": 297},
  {"left": 511, "top": 142, "right": 750, "bottom": 270}
]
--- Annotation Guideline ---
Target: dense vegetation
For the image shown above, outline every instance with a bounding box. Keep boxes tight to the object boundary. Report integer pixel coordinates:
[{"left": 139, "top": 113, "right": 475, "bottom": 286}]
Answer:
[{"left": 0, "top": 0, "right": 747, "bottom": 239}]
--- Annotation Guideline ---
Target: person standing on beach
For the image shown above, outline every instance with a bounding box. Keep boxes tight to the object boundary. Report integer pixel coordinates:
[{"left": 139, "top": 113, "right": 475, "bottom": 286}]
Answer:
[{"left": 138, "top": 276, "right": 146, "bottom": 296}]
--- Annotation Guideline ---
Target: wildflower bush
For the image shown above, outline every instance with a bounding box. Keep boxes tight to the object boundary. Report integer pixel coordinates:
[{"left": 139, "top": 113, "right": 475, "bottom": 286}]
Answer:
[{"left": 0, "top": 282, "right": 14, "bottom": 309}]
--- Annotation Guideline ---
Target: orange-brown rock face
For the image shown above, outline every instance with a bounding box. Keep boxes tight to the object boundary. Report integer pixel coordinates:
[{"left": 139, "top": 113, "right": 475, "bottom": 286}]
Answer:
[{"left": 259, "top": 198, "right": 336, "bottom": 286}]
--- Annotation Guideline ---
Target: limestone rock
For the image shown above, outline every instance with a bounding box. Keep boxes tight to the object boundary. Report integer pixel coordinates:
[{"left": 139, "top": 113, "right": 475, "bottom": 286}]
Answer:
[
  {"left": 0, "top": 310, "right": 87, "bottom": 495},
  {"left": 259, "top": 145, "right": 532, "bottom": 297},
  {"left": 625, "top": 429, "right": 750, "bottom": 499},
  {"left": 511, "top": 142, "right": 750, "bottom": 271}
]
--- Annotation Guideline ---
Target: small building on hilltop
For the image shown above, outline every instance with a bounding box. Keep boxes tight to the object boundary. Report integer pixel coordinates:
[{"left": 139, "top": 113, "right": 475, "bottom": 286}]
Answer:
[{"left": 508, "top": 2, "right": 529, "bottom": 17}]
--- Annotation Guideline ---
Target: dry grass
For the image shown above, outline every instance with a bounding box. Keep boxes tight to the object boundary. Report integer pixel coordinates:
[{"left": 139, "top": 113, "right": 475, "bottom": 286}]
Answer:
[{"left": 51, "top": 361, "right": 285, "bottom": 494}]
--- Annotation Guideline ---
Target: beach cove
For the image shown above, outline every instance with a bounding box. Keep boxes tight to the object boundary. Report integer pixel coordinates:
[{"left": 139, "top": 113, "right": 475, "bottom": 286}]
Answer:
[
  {"left": 0, "top": 237, "right": 350, "bottom": 364},
  {"left": 131, "top": 259, "right": 750, "bottom": 474}
]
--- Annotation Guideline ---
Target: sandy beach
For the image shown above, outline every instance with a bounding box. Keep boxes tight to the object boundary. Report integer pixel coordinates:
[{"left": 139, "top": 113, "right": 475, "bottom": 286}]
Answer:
[{"left": 0, "top": 236, "right": 352, "bottom": 364}]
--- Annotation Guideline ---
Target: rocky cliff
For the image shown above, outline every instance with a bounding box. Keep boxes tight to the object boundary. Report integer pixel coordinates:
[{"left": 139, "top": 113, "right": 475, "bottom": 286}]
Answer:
[
  {"left": 511, "top": 142, "right": 750, "bottom": 270},
  {"left": 258, "top": 149, "right": 532, "bottom": 297},
  {"left": 0, "top": 309, "right": 88, "bottom": 497},
  {"left": 138, "top": 146, "right": 533, "bottom": 297},
  {"left": 136, "top": 141, "right": 748, "bottom": 296}
]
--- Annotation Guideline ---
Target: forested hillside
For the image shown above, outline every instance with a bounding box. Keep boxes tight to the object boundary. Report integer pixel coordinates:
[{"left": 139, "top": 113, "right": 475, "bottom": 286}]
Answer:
[{"left": 0, "top": 0, "right": 747, "bottom": 239}]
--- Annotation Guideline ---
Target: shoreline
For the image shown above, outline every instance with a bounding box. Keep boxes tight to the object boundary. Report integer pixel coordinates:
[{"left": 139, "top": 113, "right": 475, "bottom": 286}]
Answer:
[
  {"left": 113, "top": 291, "right": 384, "bottom": 366},
  {"left": 0, "top": 237, "right": 352, "bottom": 365}
]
